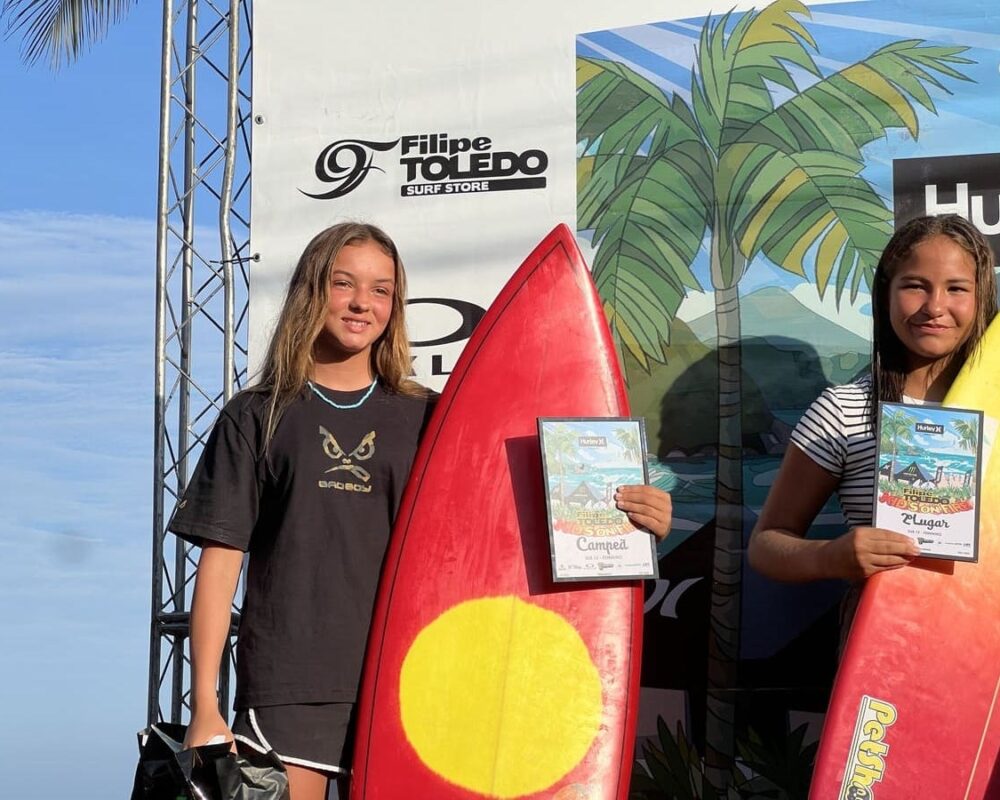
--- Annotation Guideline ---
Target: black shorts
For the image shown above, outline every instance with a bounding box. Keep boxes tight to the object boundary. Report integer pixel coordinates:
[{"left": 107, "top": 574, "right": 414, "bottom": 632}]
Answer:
[{"left": 232, "top": 703, "right": 356, "bottom": 776}]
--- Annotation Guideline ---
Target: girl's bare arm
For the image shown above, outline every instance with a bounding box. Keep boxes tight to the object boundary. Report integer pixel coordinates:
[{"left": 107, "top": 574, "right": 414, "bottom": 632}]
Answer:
[
  {"left": 184, "top": 542, "right": 243, "bottom": 748},
  {"left": 748, "top": 445, "right": 919, "bottom": 582}
]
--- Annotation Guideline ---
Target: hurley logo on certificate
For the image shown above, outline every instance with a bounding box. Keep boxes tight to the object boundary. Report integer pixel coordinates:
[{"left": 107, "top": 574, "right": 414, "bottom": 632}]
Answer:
[
  {"left": 537, "top": 417, "right": 659, "bottom": 581},
  {"left": 873, "top": 401, "right": 984, "bottom": 562}
]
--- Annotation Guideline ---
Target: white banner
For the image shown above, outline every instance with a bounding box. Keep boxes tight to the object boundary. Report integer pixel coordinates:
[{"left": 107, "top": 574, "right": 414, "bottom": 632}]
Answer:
[{"left": 249, "top": 0, "right": 770, "bottom": 389}]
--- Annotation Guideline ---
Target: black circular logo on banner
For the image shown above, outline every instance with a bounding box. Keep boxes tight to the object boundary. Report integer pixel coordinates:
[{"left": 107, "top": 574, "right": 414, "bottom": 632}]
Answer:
[{"left": 407, "top": 297, "right": 486, "bottom": 346}]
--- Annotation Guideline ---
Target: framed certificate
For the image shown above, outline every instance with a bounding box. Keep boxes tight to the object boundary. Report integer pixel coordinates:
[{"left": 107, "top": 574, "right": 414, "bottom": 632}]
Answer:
[
  {"left": 873, "top": 401, "right": 984, "bottom": 562},
  {"left": 538, "top": 417, "right": 659, "bottom": 581}
]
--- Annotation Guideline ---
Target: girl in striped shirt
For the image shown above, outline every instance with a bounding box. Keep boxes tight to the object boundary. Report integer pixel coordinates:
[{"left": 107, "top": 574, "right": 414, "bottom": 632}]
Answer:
[{"left": 748, "top": 215, "right": 996, "bottom": 594}]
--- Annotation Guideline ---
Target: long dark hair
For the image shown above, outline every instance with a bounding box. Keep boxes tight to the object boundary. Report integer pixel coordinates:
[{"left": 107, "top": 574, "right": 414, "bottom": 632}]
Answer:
[{"left": 870, "top": 214, "right": 996, "bottom": 426}]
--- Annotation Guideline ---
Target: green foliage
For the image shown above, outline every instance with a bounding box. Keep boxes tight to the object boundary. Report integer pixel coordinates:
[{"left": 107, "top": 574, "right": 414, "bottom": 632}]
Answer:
[
  {"left": 544, "top": 423, "right": 578, "bottom": 501},
  {"left": 630, "top": 717, "right": 744, "bottom": 800},
  {"left": 615, "top": 426, "right": 641, "bottom": 463},
  {"left": 692, "top": 0, "right": 821, "bottom": 153},
  {"left": 880, "top": 408, "right": 917, "bottom": 453},
  {"left": 578, "top": 56, "right": 711, "bottom": 366},
  {"left": 721, "top": 146, "right": 893, "bottom": 301},
  {"left": 577, "top": 0, "right": 975, "bottom": 369},
  {"left": 952, "top": 418, "right": 979, "bottom": 452},
  {"left": 630, "top": 718, "right": 818, "bottom": 800},
  {"left": 737, "top": 724, "right": 818, "bottom": 800},
  {"left": 1, "top": 0, "right": 138, "bottom": 67}
]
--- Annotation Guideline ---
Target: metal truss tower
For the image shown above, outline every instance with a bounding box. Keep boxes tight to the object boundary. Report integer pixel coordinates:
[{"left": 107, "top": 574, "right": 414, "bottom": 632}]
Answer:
[{"left": 148, "top": 0, "right": 253, "bottom": 724}]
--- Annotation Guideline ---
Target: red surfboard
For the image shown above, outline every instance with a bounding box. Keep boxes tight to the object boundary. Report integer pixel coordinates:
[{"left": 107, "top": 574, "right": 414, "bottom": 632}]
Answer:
[
  {"left": 351, "top": 225, "right": 643, "bottom": 799},
  {"left": 810, "top": 318, "right": 1000, "bottom": 799}
]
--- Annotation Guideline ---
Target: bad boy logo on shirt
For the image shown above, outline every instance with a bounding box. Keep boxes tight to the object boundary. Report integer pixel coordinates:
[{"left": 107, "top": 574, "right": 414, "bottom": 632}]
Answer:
[{"left": 317, "top": 426, "right": 376, "bottom": 493}]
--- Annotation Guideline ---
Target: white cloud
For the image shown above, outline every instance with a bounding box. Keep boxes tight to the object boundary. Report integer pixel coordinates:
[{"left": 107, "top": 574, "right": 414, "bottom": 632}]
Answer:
[
  {"left": 0, "top": 210, "right": 224, "bottom": 519},
  {"left": 0, "top": 211, "right": 155, "bottom": 556},
  {"left": 676, "top": 288, "right": 715, "bottom": 322},
  {"left": 0, "top": 210, "right": 155, "bottom": 347},
  {"left": 790, "top": 282, "right": 872, "bottom": 340},
  {"left": 0, "top": 211, "right": 156, "bottom": 785}
]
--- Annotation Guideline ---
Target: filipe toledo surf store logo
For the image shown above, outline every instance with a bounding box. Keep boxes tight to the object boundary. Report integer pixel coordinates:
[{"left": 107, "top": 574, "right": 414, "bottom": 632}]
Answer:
[
  {"left": 301, "top": 133, "right": 548, "bottom": 199},
  {"left": 838, "top": 695, "right": 898, "bottom": 800}
]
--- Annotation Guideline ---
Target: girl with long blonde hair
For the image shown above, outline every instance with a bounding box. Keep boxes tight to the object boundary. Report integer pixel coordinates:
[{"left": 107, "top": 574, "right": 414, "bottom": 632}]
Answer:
[{"left": 170, "top": 222, "right": 434, "bottom": 799}]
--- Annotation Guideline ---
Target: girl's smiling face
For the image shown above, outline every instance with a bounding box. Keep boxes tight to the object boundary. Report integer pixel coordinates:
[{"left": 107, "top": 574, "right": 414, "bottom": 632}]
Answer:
[
  {"left": 888, "top": 234, "right": 978, "bottom": 370},
  {"left": 317, "top": 240, "right": 396, "bottom": 361}
]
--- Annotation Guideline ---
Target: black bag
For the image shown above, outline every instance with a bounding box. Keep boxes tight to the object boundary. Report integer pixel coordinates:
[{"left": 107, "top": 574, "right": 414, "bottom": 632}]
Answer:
[{"left": 129, "top": 722, "right": 290, "bottom": 800}]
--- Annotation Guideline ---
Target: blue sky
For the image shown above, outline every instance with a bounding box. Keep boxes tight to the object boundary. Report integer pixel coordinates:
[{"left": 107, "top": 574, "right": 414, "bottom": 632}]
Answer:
[{"left": 0, "top": 5, "right": 163, "bottom": 798}]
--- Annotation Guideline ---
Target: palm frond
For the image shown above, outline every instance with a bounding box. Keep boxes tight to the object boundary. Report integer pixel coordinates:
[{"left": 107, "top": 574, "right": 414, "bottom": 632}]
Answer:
[
  {"left": 578, "top": 57, "right": 712, "bottom": 367},
  {"left": 582, "top": 145, "right": 711, "bottom": 368},
  {"left": 719, "top": 39, "right": 974, "bottom": 301},
  {"left": 2, "top": 0, "right": 137, "bottom": 68},
  {"left": 577, "top": 10, "right": 975, "bottom": 368},
  {"left": 737, "top": 41, "right": 974, "bottom": 159},
  {"left": 578, "top": 56, "right": 703, "bottom": 163},
  {"left": 724, "top": 145, "right": 891, "bottom": 301},
  {"left": 693, "top": 0, "right": 821, "bottom": 153}
]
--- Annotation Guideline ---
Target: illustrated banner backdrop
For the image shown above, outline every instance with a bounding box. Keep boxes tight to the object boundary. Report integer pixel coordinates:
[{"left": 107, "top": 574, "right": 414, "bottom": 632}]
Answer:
[
  {"left": 251, "top": 0, "right": 1000, "bottom": 793},
  {"left": 250, "top": 0, "right": 733, "bottom": 388}
]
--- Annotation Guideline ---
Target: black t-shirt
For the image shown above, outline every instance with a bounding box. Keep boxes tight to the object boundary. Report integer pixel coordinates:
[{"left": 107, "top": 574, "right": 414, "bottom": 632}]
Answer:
[{"left": 168, "top": 382, "right": 435, "bottom": 707}]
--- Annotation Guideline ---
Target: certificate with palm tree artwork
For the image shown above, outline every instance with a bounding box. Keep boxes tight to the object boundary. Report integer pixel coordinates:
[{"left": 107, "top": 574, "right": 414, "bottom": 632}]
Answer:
[
  {"left": 538, "top": 417, "right": 658, "bottom": 581},
  {"left": 874, "top": 402, "right": 984, "bottom": 562}
]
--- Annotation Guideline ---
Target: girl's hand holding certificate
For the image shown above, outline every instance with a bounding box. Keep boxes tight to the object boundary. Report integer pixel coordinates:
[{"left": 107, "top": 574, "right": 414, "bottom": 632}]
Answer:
[{"left": 614, "top": 485, "right": 672, "bottom": 540}]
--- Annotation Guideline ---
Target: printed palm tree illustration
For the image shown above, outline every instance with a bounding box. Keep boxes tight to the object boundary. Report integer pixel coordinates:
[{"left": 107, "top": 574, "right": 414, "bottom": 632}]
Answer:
[
  {"left": 952, "top": 418, "right": 979, "bottom": 453},
  {"left": 1, "top": 0, "right": 136, "bottom": 67},
  {"left": 616, "top": 426, "right": 641, "bottom": 464},
  {"left": 546, "top": 423, "right": 580, "bottom": 504},
  {"left": 577, "top": 0, "right": 973, "bottom": 788},
  {"left": 880, "top": 408, "right": 916, "bottom": 480},
  {"left": 951, "top": 418, "right": 978, "bottom": 488}
]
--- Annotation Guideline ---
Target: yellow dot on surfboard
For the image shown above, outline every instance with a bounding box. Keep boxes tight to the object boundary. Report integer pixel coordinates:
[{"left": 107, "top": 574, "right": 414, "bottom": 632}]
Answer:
[{"left": 399, "top": 596, "right": 603, "bottom": 798}]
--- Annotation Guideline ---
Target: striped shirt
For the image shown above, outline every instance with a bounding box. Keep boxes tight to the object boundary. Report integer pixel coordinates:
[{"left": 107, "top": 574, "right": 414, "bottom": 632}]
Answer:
[
  {"left": 790, "top": 377, "right": 932, "bottom": 645},
  {"left": 790, "top": 376, "right": 877, "bottom": 528}
]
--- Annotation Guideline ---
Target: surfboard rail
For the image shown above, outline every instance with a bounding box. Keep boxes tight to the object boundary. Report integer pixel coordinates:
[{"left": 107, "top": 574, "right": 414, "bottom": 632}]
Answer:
[
  {"left": 810, "top": 320, "right": 1000, "bottom": 800},
  {"left": 352, "top": 224, "right": 644, "bottom": 800}
]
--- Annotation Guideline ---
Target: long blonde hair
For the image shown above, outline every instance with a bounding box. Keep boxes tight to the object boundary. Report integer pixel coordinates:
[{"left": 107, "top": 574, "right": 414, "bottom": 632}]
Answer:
[{"left": 255, "top": 222, "right": 426, "bottom": 443}]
